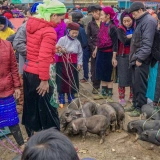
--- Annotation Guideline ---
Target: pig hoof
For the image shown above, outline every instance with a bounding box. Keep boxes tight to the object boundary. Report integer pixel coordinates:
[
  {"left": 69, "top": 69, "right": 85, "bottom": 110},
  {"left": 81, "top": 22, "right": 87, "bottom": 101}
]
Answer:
[{"left": 100, "top": 139, "right": 104, "bottom": 144}]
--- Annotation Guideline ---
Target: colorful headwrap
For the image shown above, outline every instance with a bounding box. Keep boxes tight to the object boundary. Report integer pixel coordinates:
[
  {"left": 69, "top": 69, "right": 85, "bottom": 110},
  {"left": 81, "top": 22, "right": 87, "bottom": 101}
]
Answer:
[
  {"left": 35, "top": 0, "right": 66, "bottom": 22},
  {"left": 102, "top": 6, "right": 119, "bottom": 27}
]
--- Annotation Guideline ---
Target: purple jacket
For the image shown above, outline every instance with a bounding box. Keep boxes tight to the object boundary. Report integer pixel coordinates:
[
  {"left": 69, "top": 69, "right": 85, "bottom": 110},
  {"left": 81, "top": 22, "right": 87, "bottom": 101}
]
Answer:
[{"left": 54, "top": 20, "right": 66, "bottom": 41}]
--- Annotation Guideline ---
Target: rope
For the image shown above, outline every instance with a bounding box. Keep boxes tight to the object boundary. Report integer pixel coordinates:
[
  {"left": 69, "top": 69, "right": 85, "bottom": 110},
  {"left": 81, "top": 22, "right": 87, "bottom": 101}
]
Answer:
[
  {"left": 61, "top": 54, "right": 108, "bottom": 102},
  {"left": 142, "top": 99, "right": 160, "bottom": 131},
  {"left": 0, "top": 129, "right": 22, "bottom": 155},
  {"left": 156, "top": 129, "right": 160, "bottom": 142},
  {"left": 0, "top": 139, "right": 19, "bottom": 153}
]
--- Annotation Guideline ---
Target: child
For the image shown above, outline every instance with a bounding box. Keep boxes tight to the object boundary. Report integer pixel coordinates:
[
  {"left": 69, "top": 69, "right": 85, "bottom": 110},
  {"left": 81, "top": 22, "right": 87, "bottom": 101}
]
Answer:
[
  {"left": 56, "top": 22, "right": 83, "bottom": 104},
  {"left": 0, "top": 16, "right": 14, "bottom": 40},
  {"left": 117, "top": 10, "right": 134, "bottom": 106}
]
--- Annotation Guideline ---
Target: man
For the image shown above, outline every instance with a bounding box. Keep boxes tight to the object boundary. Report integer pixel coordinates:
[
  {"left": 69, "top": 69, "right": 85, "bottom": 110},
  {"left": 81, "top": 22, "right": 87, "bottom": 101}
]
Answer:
[
  {"left": 126, "top": 2, "right": 157, "bottom": 117},
  {"left": 87, "top": 5, "right": 101, "bottom": 95},
  {"left": 82, "top": 6, "right": 92, "bottom": 34}
]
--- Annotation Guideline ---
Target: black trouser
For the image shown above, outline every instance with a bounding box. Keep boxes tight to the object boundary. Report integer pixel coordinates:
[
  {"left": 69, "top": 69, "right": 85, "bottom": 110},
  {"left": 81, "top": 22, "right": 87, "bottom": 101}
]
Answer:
[
  {"left": 9, "top": 124, "right": 24, "bottom": 146},
  {"left": 91, "top": 56, "right": 100, "bottom": 89},
  {"left": 25, "top": 126, "right": 34, "bottom": 138},
  {"left": 132, "top": 63, "right": 149, "bottom": 111}
]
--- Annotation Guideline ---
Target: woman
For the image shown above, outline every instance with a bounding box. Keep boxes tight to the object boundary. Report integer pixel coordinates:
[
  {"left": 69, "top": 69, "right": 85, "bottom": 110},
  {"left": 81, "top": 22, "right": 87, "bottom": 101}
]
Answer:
[
  {"left": 56, "top": 22, "right": 83, "bottom": 105},
  {"left": 117, "top": 10, "right": 134, "bottom": 106},
  {"left": 0, "top": 38, "right": 24, "bottom": 150},
  {"left": 22, "top": 0, "right": 66, "bottom": 138},
  {"left": 93, "top": 6, "right": 118, "bottom": 102}
]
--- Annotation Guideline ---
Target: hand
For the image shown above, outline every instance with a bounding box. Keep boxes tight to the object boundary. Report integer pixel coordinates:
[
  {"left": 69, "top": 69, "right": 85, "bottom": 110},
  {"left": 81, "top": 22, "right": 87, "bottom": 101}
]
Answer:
[
  {"left": 36, "top": 80, "right": 49, "bottom": 97},
  {"left": 136, "top": 60, "right": 142, "bottom": 67},
  {"left": 56, "top": 45, "right": 66, "bottom": 54},
  {"left": 112, "top": 58, "right": 117, "bottom": 67},
  {"left": 92, "top": 49, "right": 97, "bottom": 58},
  {"left": 127, "top": 34, "right": 132, "bottom": 39},
  {"left": 14, "top": 88, "right": 21, "bottom": 99},
  {"left": 77, "top": 64, "right": 82, "bottom": 71}
]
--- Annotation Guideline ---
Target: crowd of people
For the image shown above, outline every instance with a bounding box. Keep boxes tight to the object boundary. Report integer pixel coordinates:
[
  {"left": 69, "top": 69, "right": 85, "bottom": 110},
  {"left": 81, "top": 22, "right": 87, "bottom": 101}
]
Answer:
[{"left": 0, "top": 0, "right": 160, "bottom": 159}]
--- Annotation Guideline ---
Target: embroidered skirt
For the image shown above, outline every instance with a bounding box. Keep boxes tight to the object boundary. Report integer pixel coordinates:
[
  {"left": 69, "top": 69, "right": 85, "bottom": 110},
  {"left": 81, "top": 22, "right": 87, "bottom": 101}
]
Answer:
[
  {"left": 96, "top": 51, "right": 113, "bottom": 82},
  {"left": 0, "top": 95, "right": 19, "bottom": 128},
  {"left": 117, "top": 55, "right": 132, "bottom": 87}
]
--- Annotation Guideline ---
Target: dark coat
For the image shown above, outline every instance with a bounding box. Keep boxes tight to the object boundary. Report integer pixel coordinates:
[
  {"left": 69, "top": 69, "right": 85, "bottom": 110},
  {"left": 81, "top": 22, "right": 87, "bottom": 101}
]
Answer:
[
  {"left": 87, "top": 18, "right": 100, "bottom": 52},
  {"left": 129, "top": 12, "right": 157, "bottom": 66}
]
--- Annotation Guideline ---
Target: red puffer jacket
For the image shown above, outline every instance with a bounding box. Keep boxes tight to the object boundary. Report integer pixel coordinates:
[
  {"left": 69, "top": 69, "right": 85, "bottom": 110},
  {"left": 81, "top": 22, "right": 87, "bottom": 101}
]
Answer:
[
  {"left": 0, "top": 39, "right": 20, "bottom": 98},
  {"left": 24, "top": 17, "right": 57, "bottom": 80}
]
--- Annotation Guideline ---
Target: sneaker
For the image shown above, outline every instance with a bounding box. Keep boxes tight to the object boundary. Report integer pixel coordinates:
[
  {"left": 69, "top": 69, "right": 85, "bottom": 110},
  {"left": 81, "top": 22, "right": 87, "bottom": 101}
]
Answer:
[
  {"left": 107, "top": 96, "right": 113, "bottom": 102},
  {"left": 125, "top": 105, "right": 135, "bottom": 112},
  {"left": 119, "top": 99, "right": 126, "bottom": 107},
  {"left": 92, "top": 88, "right": 99, "bottom": 94},
  {"left": 129, "top": 109, "right": 140, "bottom": 117},
  {"left": 80, "top": 79, "right": 88, "bottom": 83}
]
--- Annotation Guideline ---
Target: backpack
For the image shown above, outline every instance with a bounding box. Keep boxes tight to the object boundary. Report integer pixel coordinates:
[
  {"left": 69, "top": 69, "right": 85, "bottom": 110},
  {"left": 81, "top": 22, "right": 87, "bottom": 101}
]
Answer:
[{"left": 151, "top": 29, "right": 160, "bottom": 61}]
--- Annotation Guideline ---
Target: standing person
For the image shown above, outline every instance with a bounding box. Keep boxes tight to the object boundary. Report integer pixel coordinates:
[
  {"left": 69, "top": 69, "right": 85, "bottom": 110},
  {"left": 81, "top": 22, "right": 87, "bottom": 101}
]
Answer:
[
  {"left": 87, "top": 5, "right": 101, "bottom": 95},
  {"left": 72, "top": 12, "right": 90, "bottom": 83},
  {"left": 22, "top": 0, "right": 66, "bottom": 137},
  {"left": 93, "top": 6, "right": 118, "bottom": 102},
  {"left": 82, "top": 6, "right": 92, "bottom": 34},
  {"left": 0, "top": 38, "right": 25, "bottom": 150},
  {"left": 54, "top": 15, "right": 66, "bottom": 41},
  {"left": 117, "top": 10, "right": 134, "bottom": 106},
  {"left": 56, "top": 22, "right": 83, "bottom": 105},
  {"left": 126, "top": 2, "right": 157, "bottom": 117}
]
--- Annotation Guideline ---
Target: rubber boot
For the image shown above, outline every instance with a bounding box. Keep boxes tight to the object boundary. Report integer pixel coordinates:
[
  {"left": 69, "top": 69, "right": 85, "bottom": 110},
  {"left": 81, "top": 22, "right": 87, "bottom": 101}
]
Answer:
[
  {"left": 68, "top": 94, "right": 75, "bottom": 104},
  {"left": 93, "top": 86, "right": 107, "bottom": 100},
  {"left": 107, "top": 88, "right": 113, "bottom": 102},
  {"left": 58, "top": 94, "right": 65, "bottom": 104}
]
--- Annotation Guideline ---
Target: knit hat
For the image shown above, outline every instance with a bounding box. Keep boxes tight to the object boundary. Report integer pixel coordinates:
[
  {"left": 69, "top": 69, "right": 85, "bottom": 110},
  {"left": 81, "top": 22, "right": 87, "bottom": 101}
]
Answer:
[
  {"left": 102, "top": 6, "right": 119, "bottom": 26},
  {"left": 35, "top": 0, "right": 66, "bottom": 22},
  {"left": 128, "top": 2, "right": 145, "bottom": 13},
  {"left": 67, "top": 22, "right": 80, "bottom": 31},
  {"left": 0, "top": 16, "right": 6, "bottom": 25},
  {"left": 72, "top": 11, "right": 83, "bottom": 23}
]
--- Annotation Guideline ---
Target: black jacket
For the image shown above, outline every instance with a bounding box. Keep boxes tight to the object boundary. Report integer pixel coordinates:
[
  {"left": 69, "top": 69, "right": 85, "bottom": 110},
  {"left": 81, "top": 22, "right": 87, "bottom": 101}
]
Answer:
[
  {"left": 129, "top": 12, "right": 157, "bottom": 66},
  {"left": 87, "top": 18, "right": 100, "bottom": 52}
]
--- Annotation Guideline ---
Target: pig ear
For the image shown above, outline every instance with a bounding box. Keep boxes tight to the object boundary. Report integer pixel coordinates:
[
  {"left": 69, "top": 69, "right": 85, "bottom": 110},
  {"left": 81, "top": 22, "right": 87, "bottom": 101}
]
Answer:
[{"left": 72, "top": 122, "right": 77, "bottom": 131}]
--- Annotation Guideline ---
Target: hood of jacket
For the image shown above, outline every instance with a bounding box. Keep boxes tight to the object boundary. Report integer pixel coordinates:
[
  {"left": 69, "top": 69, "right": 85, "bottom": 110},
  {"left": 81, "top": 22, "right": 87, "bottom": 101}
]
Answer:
[{"left": 27, "top": 17, "right": 57, "bottom": 34}]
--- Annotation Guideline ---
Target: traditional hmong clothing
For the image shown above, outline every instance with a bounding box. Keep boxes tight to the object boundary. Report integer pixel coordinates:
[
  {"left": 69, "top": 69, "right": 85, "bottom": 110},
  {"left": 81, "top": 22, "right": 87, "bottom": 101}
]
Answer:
[
  {"left": 96, "top": 22, "right": 118, "bottom": 82},
  {"left": 0, "top": 96, "right": 19, "bottom": 128},
  {"left": 56, "top": 35, "right": 83, "bottom": 94}
]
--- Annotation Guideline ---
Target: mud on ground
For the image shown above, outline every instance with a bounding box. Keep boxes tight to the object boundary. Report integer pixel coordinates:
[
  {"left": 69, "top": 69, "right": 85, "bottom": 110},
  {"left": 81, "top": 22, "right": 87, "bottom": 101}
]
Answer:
[{"left": 0, "top": 84, "right": 160, "bottom": 160}]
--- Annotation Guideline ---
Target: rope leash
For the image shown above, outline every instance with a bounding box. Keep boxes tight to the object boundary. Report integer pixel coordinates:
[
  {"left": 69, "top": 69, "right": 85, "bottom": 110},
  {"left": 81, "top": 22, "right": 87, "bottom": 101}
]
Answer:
[
  {"left": 0, "top": 129, "right": 22, "bottom": 155},
  {"left": 61, "top": 54, "right": 108, "bottom": 102}
]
